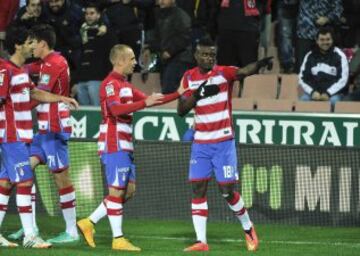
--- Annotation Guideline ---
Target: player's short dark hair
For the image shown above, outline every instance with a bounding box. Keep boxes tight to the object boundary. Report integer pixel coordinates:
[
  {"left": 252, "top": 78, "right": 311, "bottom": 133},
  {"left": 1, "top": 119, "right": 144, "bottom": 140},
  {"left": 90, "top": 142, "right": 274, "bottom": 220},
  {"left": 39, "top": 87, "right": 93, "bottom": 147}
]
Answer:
[
  {"left": 4, "top": 25, "right": 32, "bottom": 55},
  {"left": 317, "top": 26, "right": 335, "bottom": 39},
  {"left": 31, "top": 24, "right": 56, "bottom": 49},
  {"left": 197, "top": 36, "right": 216, "bottom": 48}
]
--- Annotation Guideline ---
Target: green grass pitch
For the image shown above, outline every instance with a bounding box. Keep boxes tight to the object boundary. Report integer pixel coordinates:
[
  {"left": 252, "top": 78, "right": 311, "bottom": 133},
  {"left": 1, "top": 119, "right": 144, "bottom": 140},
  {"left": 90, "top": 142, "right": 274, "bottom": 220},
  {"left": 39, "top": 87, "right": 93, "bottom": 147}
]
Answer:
[{"left": 0, "top": 214, "right": 359, "bottom": 256}]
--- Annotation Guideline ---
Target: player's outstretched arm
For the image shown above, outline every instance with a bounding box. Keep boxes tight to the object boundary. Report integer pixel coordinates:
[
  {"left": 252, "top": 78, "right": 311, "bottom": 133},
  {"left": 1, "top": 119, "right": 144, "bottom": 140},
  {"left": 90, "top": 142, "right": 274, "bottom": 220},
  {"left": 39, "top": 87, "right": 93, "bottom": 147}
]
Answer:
[
  {"left": 236, "top": 56, "right": 273, "bottom": 79},
  {"left": 30, "top": 87, "right": 79, "bottom": 109}
]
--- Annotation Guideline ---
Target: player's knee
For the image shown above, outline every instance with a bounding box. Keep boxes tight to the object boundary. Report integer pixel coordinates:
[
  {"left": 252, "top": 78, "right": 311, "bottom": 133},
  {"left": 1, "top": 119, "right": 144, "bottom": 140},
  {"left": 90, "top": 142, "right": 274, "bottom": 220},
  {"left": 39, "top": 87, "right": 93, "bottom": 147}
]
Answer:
[{"left": 219, "top": 185, "right": 235, "bottom": 201}]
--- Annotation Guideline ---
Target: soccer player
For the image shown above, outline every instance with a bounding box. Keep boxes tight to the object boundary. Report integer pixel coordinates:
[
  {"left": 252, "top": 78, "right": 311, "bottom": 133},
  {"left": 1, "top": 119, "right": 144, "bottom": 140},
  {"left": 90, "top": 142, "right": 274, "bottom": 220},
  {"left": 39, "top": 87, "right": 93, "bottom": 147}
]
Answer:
[
  {"left": 9, "top": 24, "right": 80, "bottom": 244},
  {"left": 0, "top": 25, "right": 78, "bottom": 248},
  {"left": 177, "top": 37, "right": 272, "bottom": 252},
  {"left": 77, "top": 44, "right": 185, "bottom": 251}
]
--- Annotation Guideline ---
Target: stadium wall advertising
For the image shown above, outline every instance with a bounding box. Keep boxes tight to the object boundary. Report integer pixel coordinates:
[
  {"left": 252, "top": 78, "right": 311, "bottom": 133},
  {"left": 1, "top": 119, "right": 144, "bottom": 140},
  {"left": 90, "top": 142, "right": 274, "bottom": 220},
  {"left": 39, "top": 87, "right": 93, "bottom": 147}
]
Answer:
[
  {"left": 71, "top": 107, "right": 360, "bottom": 146},
  {"left": 23, "top": 142, "right": 359, "bottom": 227}
]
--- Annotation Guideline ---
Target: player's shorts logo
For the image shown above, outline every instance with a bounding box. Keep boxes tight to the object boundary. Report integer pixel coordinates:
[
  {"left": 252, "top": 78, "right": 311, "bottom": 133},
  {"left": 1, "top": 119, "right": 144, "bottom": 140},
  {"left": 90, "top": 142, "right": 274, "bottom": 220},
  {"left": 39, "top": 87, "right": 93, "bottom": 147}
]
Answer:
[{"left": 190, "top": 159, "right": 197, "bottom": 165}]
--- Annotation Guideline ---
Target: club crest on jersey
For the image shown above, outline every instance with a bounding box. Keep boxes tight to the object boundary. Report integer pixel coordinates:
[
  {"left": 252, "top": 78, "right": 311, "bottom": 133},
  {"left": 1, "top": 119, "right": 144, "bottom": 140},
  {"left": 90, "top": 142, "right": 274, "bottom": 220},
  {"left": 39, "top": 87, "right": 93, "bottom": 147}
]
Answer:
[
  {"left": 0, "top": 73, "right": 4, "bottom": 86},
  {"left": 40, "top": 74, "right": 50, "bottom": 85},
  {"left": 105, "top": 84, "right": 115, "bottom": 96}
]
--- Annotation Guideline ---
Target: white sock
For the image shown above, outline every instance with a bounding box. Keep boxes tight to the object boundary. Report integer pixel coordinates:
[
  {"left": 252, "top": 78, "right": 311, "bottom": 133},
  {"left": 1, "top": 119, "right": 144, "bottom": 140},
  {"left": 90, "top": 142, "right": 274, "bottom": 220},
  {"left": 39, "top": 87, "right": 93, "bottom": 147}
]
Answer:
[
  {"left": 191, "top": 198, "right": 208, "bottom": 244},
  {"left": 89, "top": 201, "right": 107, "bottom": 224},
  {"left": 0, "top": 187, "right": 10, "bottom": 227},
  {"left": 227, "top": 192, "right": 252, "bottom": 231},
  {"left": 31, "top": 184, "right": 38, "bottom": 230},
  {"left": 59, "top": 186, "right": 78, "bottom": 237},
  {"left": 16, "top": 186, "right": 34, "bottom": 236},
  {"left": 106, "top": 196, "right": 123, "bottom": 237}
]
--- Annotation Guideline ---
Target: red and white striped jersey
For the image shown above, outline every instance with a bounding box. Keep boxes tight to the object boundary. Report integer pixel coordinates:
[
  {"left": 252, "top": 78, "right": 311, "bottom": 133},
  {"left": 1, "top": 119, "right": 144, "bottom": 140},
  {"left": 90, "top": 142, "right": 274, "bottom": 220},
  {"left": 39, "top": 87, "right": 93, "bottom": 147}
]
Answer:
[
  {"left": 98, "top": 71, "right": 147, "bottom": 154},
  {"left": 0, "top": 59, "right": 35, "bottom": 143},
  {"left": 182, "top": 65, "right": 238, "bottom": 143},
  {"left": 29, "top": 52, "right": 71, "bottom": 134}
]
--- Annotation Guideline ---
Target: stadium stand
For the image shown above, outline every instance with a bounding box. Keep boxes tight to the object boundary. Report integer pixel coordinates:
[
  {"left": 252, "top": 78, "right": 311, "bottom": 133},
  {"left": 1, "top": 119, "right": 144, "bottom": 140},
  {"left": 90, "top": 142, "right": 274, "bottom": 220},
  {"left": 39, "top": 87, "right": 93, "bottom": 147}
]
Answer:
[
  {"left": 334, "top": 101, "right": 360, "bottom": 113},
  {"left": 232, "top": 98, "right": 255, "bottom": 111},
  {"left": 256, "top": 99, "right": 294, "bottom": 112},
  {"left": 294, "top": 101, "right": 331, "bottom": 113},
  {"left": 241, "top": 74, "right": 279, "bottom": 99},
  {"left": 278, "top": 74, "right": 299, "bottom": 100},
  {"left": 131, "top": 72, "right": 161, "bottom": 95}
]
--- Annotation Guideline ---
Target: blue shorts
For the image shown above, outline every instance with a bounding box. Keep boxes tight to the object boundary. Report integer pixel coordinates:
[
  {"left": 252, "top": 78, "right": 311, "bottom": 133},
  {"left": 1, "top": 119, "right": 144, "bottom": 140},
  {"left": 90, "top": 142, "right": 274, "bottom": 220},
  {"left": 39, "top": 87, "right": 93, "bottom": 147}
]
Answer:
[
  {"left": 189, "top": 139, "right": 239, "bottom": 184},
  {"left": 30, "top": 132, "right": 69, "bottom": 172},
  {"left": 0, "top": 142, "right": 33, "bottom": 183},
  {"left": 100, "top": 151, "right": 136, "bottom": 189}
]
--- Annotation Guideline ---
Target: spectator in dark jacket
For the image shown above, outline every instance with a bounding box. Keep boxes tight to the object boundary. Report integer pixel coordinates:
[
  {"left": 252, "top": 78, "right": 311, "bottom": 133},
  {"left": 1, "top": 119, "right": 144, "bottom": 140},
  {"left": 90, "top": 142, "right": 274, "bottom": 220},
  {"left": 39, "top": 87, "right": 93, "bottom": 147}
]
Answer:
[
  {"left": 103, "top": 0, "right": 155, "bottom": 71},
  {"left": 75, "top": 3, "right": 117, "bottom": 106},
  {"left": 337, "top": 0, "right": 360, "bottom": 48},
  {"left": 177, "top": 0, "right": 218, "bottom": 49},
  {"left": 299, "top": 27, "right": 349, "bottom": 110},
  {"left": 215, "top": 0, "right": 270, "bottom": 67},
  {"left": 343, "top": 46, "right": 360, "bottom": 101},
  {"left": 143, "top": 0, "right": 193, "bottom": 93},
  {"left": 0, "top": 0, "right": 19, "bottom": 57},
  {"left": 43, "top": 0, "right": 84, "bottom": 72},
  {"left": 295, "top": 0, "right": 343, "bottom": 72},
  {"left": 14, "top": 0, "right": 48, "bottom": 29}
]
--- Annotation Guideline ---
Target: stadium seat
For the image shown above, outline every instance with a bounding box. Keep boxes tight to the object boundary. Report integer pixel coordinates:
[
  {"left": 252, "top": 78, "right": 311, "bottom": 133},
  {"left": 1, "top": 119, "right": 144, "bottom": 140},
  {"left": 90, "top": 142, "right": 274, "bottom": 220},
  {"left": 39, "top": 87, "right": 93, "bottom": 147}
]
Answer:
[
  {"left": 232, "top": 98, "right": 255, "bottom": 111},
  {"left": 256, "top": 99, "right": 294, "bottom": 112},
  {"left": 279, "top": 74, "right": 299, "bottom": 100},
  {"left": 294, "top": 101, "right": 331, "bottom": 113},
  {"left": 131, "top": 72, "right": 161, "bottom": 95},
  {"left": 241, "top": 74, "right": 279, "bottom": 99},
  {"left": 334, "top": 101, "right": 360, "bottom": 113}
]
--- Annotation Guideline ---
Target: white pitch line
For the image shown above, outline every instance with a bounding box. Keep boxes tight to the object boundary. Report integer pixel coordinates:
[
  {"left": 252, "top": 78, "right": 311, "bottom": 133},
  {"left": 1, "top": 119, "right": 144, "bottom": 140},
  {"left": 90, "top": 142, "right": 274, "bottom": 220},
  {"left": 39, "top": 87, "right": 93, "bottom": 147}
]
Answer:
[{"left": 128, "top": 235, "right": 360, "bottom": 248}]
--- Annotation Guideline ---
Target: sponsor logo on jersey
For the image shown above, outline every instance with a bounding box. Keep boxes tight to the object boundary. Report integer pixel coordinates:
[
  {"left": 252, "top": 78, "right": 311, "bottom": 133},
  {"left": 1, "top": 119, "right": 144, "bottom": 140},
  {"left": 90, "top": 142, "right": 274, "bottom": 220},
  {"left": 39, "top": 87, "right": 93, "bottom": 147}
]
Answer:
[
  {"left": 40, "top": 74, "right": 50, "bottom": 85},
  {"left": 120, "top": 87, "right": 133, "bottom": 97}
]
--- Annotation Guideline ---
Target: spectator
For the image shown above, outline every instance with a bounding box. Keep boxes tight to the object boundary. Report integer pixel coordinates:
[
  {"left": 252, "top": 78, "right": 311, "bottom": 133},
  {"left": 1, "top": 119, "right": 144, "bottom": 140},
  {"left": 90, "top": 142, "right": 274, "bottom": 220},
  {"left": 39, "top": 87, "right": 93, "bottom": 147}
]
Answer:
[
  {"left": 299, "top": 27, "right": 349, "bottom": 111},
  {"left": 216, "top": 0, "right": 271, "bottom": 67},
  {"left": 295, "top": 0, "right": 343, "bottom": 72},
  {"left": 276, "top": 0, "right": 298, "bottom": 73},
  {"left": 337, "top": 0, "right": 360, "bottom": 48},
  {"left": 43, "top": 0, "right": 84, "bottom": 72},
  {"left": 343, "top": 47, "right": 360, "bottom": 101},
  {"left": 75, "top": 3, "right": 117, "bottom": 106},
  {"left": 103, "top": 0, "right": 155, "bottom": 71},
  {"left": 143, "top": 0, "right": 193, "bottom": 94},
  {"left": 0, "top": 0, "right": 19, "bottom": 56},
  {"left": 177, "top": 0, "right": 218, "bottom": 49},
  {"left": 14, "top": 0, "right": 48, "bottom": 29}
]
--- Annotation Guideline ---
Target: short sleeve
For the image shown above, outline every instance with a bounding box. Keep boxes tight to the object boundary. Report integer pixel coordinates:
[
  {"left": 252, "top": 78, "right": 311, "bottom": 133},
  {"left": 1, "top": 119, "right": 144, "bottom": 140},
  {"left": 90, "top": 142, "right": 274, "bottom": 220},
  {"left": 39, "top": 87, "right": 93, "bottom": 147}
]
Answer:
[{"left": 222, "top": 66, "right": 238, "bottom": 82}]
